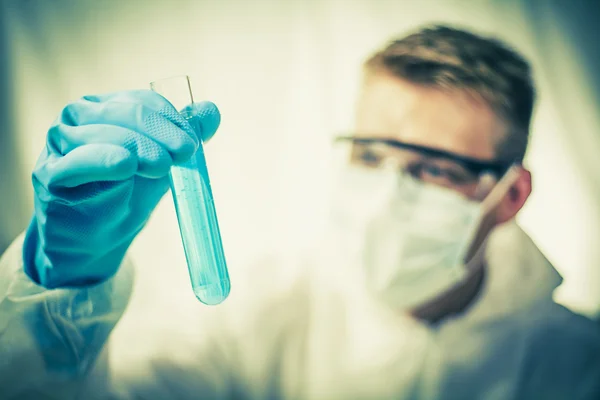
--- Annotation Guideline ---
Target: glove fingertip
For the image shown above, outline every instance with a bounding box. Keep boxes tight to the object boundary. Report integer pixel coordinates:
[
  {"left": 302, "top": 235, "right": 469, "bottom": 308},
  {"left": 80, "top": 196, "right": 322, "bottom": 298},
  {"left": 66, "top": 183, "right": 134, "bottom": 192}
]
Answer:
[{"left": 194, "top": 101, "right": 221, "bottom": 142}]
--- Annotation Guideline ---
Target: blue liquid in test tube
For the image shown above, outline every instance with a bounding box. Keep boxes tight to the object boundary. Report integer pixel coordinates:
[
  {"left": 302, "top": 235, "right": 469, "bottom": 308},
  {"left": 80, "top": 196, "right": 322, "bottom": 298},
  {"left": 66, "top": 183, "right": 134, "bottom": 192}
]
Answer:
[{"left": 150, "top": 76, "right": 230, "bottom": 305}]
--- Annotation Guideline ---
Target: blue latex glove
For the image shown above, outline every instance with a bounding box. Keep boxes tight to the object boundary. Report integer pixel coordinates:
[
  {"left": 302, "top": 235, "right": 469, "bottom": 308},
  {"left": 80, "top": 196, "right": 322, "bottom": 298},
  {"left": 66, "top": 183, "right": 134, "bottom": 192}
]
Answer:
[{"left": 23, "top": 90, "right": 221, "bottom": 288}]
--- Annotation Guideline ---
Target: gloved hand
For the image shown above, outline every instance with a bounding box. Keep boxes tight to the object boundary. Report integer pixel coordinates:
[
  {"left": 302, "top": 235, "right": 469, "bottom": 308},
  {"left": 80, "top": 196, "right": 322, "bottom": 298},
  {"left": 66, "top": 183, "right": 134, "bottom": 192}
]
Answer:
[{"left": 22, "top": 90, "right": 221, "bottom": 289}]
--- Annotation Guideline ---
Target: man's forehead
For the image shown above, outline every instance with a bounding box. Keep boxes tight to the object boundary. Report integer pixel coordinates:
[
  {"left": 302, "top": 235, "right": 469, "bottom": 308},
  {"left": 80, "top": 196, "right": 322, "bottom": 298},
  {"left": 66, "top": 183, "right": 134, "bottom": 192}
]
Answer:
[{"left": 355, "top": 74, "right": 505, "bottom": 160}]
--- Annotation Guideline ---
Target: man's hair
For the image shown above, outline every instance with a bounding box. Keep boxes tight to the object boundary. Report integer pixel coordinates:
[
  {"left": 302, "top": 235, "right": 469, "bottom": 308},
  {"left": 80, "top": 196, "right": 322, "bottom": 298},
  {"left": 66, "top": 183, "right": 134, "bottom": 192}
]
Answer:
[{"left": 365, "top": 25, "right": 535, "bottom": 163}]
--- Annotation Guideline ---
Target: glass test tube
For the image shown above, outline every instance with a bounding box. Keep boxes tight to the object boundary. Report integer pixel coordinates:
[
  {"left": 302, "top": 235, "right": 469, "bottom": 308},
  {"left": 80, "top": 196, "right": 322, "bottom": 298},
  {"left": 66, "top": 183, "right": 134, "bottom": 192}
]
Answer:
[{"left": 150, "top": 76, "right": 230, "bottom": 305}]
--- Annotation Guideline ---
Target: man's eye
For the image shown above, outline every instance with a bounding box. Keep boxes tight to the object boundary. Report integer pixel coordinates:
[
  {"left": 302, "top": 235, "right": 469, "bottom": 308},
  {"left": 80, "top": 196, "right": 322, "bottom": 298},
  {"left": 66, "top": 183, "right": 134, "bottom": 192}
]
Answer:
[
  {"left": 445, "top": 170, "right": 472, "bottom": 185},
  {"left": 421, "top": 164, "right": 443, "bottom": 177},
  {"left": 357, "top": 149, "right": 382, "bottom": 165},
  {"left": 417, "top": 163, "right": 474, "bottom": 185}
]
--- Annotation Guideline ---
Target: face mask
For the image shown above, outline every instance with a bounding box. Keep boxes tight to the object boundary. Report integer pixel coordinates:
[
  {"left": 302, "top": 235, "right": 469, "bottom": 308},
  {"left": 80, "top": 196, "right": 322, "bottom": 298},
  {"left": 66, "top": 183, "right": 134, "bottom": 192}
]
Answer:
[{"left": 329, "top": 165, "right": 519, "bottom": 310}]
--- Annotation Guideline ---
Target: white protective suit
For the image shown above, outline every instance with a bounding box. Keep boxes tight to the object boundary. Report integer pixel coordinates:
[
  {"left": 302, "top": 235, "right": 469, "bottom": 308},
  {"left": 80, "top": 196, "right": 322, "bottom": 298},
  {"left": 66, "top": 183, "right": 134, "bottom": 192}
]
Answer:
[{"left": 0, "top": 221, "right": 599, "bottom": 400}]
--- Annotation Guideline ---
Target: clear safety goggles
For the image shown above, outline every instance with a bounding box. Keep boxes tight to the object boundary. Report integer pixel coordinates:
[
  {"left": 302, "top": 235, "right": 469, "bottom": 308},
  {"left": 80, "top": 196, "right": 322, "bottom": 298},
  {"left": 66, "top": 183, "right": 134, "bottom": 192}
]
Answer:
[{"left": 334, "top": 135, "right": 518, "bottom": 201}]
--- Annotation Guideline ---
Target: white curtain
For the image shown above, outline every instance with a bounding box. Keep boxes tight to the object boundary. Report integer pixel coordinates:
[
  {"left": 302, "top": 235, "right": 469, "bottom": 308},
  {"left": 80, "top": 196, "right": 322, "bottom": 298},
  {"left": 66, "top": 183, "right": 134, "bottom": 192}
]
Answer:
[{"left": 4, "top": 0, "right": 599, "bottom": 319}]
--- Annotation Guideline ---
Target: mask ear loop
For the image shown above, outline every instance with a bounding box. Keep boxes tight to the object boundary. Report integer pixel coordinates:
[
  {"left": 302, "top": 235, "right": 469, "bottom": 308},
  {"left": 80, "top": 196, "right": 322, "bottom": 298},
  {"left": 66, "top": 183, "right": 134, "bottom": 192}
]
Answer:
[
  {"left": 463, "top": 164, "right": 522, "bottom": 264},
  {"left": 480, "top": 164, "right": 522, "bottom": 210}
]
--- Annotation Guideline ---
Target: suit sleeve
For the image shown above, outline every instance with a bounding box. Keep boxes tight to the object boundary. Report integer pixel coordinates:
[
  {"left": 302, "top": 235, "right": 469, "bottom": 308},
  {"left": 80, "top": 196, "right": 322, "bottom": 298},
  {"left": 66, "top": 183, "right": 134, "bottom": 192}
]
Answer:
[{"left": 0, "top": 233, "right": 134, "bottom": 399}]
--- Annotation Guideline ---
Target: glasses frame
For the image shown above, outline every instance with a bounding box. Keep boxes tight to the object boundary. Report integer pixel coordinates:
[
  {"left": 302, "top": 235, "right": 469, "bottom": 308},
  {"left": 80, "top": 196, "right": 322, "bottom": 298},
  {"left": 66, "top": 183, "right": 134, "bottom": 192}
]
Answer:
[{"left": 334, "top": 135, "right": 514, "bottom": 179}]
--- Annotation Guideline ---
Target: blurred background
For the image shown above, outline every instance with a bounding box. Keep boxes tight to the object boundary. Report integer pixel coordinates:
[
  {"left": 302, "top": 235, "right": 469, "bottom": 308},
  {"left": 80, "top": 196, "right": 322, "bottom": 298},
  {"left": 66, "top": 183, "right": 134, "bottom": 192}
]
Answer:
[{"left": 0, "top": 0, "right": 598, "bottom": 322}]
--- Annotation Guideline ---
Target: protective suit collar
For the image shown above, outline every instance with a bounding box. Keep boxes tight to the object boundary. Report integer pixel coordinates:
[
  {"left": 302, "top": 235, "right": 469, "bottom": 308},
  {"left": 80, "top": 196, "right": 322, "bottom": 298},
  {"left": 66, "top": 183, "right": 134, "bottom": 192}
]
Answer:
[{"left": 439, "top": 220, "right": 563, "bottom": 326}]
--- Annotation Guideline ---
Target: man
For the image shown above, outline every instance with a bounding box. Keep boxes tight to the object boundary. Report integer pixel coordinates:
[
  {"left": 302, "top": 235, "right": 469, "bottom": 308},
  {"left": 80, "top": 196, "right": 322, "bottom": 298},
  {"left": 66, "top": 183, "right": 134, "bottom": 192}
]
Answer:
[{"left": 0, "top": 25, "right": 598, "bottom": 399}]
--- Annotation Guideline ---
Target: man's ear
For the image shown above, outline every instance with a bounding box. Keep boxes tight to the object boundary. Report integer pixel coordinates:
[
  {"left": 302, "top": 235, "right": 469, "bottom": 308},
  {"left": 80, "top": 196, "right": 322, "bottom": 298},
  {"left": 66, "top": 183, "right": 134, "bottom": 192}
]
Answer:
[{"left": 496, "top": 168, "right": 532, "bottom": 224}]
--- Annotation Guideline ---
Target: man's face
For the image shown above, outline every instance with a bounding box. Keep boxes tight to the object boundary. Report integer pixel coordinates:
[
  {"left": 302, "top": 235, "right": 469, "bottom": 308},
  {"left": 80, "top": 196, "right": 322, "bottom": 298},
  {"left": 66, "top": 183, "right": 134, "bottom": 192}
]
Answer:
[
  {"left": 353, "top": 71, "right": 531, "bottom": 223},
  {"left": 350, "top": 72, "right": 531, "bottom": 320}
]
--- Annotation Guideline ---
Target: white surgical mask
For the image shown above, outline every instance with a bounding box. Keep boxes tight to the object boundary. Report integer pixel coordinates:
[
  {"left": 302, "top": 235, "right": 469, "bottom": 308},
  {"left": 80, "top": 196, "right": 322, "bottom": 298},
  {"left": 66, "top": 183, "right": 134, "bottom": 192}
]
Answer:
[{"left": 329, "top": 164, "right": 519, "bottom": 310}]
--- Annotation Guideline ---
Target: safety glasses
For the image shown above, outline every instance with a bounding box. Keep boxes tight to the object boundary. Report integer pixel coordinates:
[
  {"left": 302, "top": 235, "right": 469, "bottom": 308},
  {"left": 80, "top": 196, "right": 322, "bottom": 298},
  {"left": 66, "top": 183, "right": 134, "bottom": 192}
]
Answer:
[{"left": 334, "top": 135, "right": 517, "bottom": 200}]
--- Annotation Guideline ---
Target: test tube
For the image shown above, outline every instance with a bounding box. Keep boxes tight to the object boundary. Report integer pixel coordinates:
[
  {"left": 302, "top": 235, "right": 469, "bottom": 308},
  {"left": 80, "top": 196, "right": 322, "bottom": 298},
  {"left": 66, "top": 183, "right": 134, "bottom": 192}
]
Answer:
[{"left": 150, "top": 75, "right": 230, "bottom": 305}]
